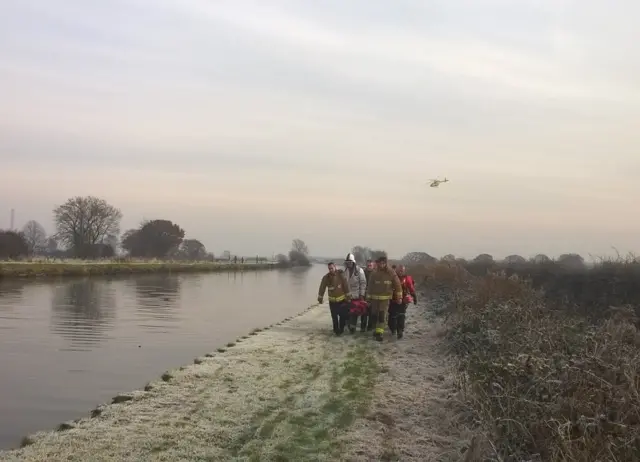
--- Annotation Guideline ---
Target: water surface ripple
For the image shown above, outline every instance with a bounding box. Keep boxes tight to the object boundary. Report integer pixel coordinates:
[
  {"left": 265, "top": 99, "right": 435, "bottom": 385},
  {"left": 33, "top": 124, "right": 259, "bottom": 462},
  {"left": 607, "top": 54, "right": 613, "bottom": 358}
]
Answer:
[{"left": 0, "top": 265, "right": 325, "bottom": 449}]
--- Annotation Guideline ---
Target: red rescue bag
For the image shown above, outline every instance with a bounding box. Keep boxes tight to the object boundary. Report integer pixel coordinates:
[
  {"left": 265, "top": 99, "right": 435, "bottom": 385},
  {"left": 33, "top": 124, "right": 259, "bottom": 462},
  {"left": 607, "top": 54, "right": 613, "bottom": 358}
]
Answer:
[{"left": 349, "top": 299, "right": 368, "bottom": 316}]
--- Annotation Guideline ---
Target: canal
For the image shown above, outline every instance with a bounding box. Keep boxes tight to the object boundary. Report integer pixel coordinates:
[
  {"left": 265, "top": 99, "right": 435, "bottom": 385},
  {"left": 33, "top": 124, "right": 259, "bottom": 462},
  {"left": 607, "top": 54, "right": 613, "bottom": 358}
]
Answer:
[{"left": 0, "top": 264, "right": 327, "bottom": 449}]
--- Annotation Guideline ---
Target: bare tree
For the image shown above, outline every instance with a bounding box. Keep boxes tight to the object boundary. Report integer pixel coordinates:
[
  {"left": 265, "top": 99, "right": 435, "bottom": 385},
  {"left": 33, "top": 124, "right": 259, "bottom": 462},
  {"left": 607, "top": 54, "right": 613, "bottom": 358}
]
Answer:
[
  {"left": 291, "top": 239, "right": 309, "bottom": 255},
  {"left": 46, "top": 237, "right": 58, "bottom": 254},
  {"left": 53, "top": 196, "right": 122, "bottom": 257},
  {"left": 21, "top": 220, "right": 47, "bottom": 254},
  {"left": 352, "top": 245, "right": 371, "bottom": 263},
  {"left": 369, "top": 249, "right": 387, "bottom": 260},
  {"left": 289, "top": 238, "right": 311, "bottom": 266}
]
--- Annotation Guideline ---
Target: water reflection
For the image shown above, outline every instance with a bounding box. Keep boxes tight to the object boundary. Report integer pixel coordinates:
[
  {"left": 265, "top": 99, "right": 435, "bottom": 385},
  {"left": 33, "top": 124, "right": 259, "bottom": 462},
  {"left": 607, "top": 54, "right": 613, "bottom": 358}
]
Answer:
[
  {"left": 288, "top": 266, "right": 313, "bottom": 297},
  {"left": 0, "top": 279, "right": 27, "bottom": 298},
  {"left": 0, "top": 280, "right": 28, "bottom": 331},
  {"left": 226, "top": 270, "right": 246, "bottom": 284},
  {"left": 133, "top": 275, "right": 182, "bottom": 329},
  {"left": 50, "top": 279, "right": 116, "bottom": 350}
]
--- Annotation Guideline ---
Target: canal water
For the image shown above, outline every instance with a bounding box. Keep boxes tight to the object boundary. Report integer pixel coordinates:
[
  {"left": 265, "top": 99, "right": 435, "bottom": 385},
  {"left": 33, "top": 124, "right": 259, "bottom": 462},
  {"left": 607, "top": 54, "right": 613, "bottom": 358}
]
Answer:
[{"left": 0, "top": 264, "right": 327, "bottom": 449}]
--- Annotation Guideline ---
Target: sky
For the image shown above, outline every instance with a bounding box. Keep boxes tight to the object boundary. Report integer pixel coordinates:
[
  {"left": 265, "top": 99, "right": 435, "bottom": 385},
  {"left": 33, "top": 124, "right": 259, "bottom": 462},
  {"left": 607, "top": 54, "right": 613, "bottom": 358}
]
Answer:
[{"left": 1, "top": 0, "right": 639, "bottom": 259}]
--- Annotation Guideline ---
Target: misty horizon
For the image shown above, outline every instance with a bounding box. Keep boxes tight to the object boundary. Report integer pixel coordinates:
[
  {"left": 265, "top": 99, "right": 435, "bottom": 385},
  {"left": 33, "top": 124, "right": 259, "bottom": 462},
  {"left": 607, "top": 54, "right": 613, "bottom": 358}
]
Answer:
[{"left": 2, "top": 1, "right": 639, "bottom": 259}]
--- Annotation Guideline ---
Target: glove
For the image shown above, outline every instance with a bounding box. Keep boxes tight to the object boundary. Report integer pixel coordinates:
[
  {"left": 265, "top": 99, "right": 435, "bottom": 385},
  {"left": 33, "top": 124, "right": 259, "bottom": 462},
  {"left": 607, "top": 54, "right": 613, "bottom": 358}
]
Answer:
[
  {"left": 317, "top": 296, "right": 323, "bottom": 304},
  {"left": 359, "top": 295, "right": 366, "bottom": 300},
  {"left": 345, "top": 293, "right": 352, "bottom": 301}
]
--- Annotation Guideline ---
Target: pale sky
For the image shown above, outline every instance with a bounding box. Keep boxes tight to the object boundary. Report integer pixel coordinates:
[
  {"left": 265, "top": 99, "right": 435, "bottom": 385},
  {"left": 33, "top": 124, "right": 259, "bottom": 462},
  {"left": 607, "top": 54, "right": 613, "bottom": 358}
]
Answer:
[{"left": 1, "top": 0, "right": 639, "bottom": 259}]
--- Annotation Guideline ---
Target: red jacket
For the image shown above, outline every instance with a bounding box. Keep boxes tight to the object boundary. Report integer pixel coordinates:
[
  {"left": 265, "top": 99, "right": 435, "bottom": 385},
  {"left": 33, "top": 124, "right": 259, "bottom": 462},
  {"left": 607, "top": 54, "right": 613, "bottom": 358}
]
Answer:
[{"left": 399, "top": 275, "right": 416, "bottom": 304}]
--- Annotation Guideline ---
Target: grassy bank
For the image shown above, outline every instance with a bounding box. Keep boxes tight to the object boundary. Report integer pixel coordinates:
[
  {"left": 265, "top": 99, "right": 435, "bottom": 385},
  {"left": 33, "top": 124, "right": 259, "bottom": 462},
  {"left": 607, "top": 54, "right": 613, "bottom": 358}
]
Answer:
[
  {"left": 0, "top": 304, "right": 381, "bottom": 461},
  {"left": 0, "top": 260, "right": 277, "bottom": 279},
  {"left": 0, "top": 299, "right": 466, "bottom": 461},
  {"left": 413, "top": 260, "right": 640, "bottom": 461}
]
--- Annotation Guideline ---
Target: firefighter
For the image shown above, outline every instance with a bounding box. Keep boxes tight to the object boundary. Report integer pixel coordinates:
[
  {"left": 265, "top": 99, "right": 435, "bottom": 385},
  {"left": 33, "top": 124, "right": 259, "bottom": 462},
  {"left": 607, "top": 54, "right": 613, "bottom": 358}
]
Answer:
[
  {"left": 362, "top": 259, "right": 376, "bottom": 331},
  {"left": 364, "top": 260, "right": 375, "bottom": 284},
  {"left": 365, "top": 256, "right": 402, "bottom": 341},
  {"left": 317, "top": 262, "right": 351, "bottom": 335},
  {"left": 342, "top": 253, "right": 367, "bottom": 333},
  {"left": 388, "top": 264, "right": 417, "bottom": 339}
]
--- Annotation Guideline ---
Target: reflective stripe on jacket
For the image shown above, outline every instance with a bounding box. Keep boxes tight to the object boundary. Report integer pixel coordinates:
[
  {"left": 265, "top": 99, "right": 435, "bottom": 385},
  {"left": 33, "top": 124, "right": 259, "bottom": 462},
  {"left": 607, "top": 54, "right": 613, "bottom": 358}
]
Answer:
[
  {"left": 365, "top": 267, "right": 402, "bottom": 301},
  {"left": 318, "top": 271, "right": 349, "bottom": 302}
]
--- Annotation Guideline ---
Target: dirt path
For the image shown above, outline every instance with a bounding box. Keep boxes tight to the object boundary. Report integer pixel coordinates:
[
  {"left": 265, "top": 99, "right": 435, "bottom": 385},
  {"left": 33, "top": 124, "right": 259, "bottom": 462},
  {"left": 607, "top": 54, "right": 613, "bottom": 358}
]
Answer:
[
  {"left": 342, "top": 300, "right": 471, "bottom": 461},
  {"left": 0, "top": 300, "right": 466, "bottom": 462}
]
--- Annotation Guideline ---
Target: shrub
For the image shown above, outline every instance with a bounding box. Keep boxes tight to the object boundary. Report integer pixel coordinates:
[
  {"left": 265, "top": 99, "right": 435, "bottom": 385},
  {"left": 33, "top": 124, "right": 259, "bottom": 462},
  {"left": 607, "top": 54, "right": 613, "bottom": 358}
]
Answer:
[{"left": 414, "top": 259, "right": 640, "bottom": 461}]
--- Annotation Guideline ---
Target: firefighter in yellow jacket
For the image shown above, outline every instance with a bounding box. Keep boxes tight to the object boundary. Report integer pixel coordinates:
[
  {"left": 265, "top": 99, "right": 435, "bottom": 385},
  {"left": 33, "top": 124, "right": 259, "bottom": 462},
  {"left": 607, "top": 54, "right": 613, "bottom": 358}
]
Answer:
[
  {"left": 318, "top": 262, "right": 351, "bottom": 335},
  {"left": 365, "top": 256, "right": 402, "bottom": 341}
]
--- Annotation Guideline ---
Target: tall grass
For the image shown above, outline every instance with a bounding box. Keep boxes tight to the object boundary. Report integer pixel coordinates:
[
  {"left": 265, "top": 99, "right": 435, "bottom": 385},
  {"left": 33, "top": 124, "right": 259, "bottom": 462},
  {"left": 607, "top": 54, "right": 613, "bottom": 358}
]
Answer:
[{"left": 409, "top": 258, "right": 640, "bottom": 461}]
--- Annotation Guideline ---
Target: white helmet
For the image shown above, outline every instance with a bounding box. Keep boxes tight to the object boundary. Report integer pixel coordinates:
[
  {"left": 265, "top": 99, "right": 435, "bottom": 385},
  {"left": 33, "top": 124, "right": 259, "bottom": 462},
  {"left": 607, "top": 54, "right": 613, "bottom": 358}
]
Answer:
[{"left": 345, "top": 253, "right": 356, "bottom": 263}]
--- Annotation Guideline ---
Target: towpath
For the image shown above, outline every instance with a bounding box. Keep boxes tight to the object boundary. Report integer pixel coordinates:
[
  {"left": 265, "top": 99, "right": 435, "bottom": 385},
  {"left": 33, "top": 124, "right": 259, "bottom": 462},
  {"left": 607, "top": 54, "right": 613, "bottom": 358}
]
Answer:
[{"left": 0, "top": 299, "right": 467, "bottom": 461}]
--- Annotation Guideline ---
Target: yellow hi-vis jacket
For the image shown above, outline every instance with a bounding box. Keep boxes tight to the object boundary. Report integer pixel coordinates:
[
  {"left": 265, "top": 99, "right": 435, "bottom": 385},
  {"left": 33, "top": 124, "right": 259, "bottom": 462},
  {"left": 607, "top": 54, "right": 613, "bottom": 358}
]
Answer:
[
  {"left": 318, "top": 271, "right": 350, "bottom": 302},
  {"left": 366, "top": 267, "right": 403, "bottom": 303}
]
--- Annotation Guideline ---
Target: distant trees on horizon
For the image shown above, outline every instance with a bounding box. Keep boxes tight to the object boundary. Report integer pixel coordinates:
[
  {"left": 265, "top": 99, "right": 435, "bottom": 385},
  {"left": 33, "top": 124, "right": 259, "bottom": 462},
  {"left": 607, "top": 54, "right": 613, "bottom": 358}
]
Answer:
[
  {"left": 0, "top": 195, "right": 301, "bottom": 263},
  {"left": 0, "top": 196, "right": 625, "bottom": 266}
]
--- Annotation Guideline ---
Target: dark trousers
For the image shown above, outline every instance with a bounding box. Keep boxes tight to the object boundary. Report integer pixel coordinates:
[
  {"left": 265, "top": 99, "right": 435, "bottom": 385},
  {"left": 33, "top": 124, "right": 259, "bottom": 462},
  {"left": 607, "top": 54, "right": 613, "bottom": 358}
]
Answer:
[
  {"left": 329, "top": 301, "right": 348, "bottom": 334},
  {"left": 388, "top": 302, "right": 407, "bottom": 333}
]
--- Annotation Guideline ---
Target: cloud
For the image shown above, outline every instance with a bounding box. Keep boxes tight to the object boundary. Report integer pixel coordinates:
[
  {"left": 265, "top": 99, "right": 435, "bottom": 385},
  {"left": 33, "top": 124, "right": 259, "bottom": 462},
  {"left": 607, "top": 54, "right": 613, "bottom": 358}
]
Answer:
[{"left": 0, "top": 0, "right": 639, "bottom": 257}]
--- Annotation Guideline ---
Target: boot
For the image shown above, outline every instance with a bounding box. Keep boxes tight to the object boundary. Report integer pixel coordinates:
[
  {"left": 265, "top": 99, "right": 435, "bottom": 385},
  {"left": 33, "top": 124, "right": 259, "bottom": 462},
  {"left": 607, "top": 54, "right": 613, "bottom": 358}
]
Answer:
[
  {"left": 397, "top": 311, "right": 406, "bottom": 339},
  {"left": 374, "top": 332, "right": 383, "bottom": 342},
  {"left": 348, "top": 314, "right": 356, "bottom": 333}
]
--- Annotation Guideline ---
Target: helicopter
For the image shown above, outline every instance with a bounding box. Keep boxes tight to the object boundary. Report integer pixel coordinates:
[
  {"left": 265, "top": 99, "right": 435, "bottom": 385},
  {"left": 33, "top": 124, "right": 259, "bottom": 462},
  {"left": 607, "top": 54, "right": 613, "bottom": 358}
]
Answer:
[{"left": 427, "top": 177, "right": 449, "bottom": 188}]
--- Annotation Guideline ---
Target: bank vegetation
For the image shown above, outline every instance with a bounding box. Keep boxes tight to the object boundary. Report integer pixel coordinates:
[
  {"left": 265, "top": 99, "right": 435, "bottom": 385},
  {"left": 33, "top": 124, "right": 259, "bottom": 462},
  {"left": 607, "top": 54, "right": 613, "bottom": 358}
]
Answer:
[{"left": 410, "top": 255, "right": 640, "bottom": 461}]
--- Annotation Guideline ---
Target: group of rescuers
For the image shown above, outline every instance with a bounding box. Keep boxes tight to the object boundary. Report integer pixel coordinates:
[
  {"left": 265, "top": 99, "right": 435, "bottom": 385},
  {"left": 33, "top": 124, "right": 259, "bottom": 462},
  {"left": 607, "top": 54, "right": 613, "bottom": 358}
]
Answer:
[{"left": 317, "top": 253, "right": 417, "bottom": 342}]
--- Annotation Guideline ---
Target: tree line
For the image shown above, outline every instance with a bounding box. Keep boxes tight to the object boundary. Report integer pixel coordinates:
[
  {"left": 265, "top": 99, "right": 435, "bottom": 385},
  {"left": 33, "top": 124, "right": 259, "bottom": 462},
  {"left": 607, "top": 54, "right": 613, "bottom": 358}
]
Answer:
[
  {"left": 399, "top": 251, "right": 587, "bottom": 268},
  {"left": 0, "top": 195, "right": 310, "bottom": 264},
  {"left": 348, "top": 247, "right": 588, "bottom": 269},
  {"left": 0, "top": 195, "right": 588, "bottom": 267}
]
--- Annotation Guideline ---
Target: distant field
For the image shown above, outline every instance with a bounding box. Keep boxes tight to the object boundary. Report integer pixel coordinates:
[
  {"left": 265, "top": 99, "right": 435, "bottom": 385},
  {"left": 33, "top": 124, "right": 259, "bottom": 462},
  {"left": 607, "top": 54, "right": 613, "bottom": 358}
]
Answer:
[{"left": 0, "top": 259, "right": 277, "bottom": 278}]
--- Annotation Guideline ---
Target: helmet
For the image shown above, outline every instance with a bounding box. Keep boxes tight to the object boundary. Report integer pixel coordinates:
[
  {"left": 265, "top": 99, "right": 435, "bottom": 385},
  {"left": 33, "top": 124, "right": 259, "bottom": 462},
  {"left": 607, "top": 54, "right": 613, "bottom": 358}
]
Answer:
[{"left": 345, "top": 253, "right": 356, "bottom": 263}]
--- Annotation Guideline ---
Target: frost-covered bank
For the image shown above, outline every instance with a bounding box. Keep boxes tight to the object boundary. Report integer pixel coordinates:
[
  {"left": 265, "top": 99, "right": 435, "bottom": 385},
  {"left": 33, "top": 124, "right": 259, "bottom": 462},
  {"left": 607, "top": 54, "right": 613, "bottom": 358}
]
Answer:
[{"left": 0, "top": 300, "right": 464, "bottom": 461}]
